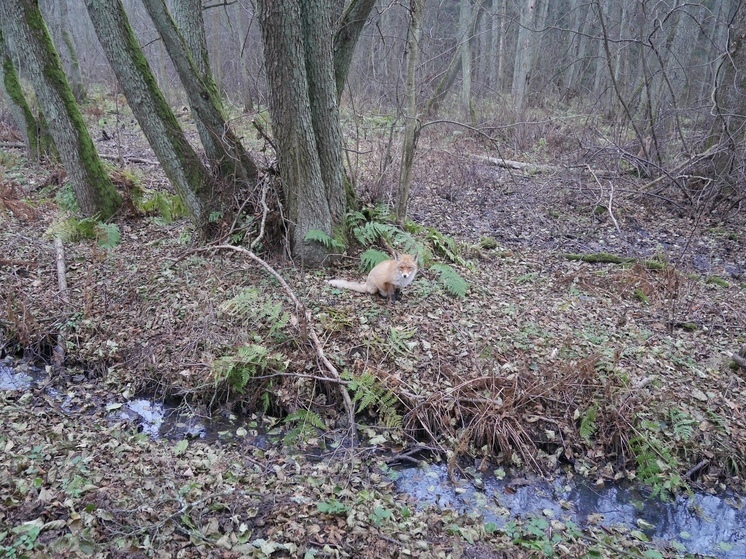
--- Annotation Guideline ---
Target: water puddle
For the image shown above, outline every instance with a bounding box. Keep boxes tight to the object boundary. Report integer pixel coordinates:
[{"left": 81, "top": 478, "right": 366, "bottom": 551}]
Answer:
[
  {"left": 394, "top": 464, "right": 745, "bottom": 558},
  {"left": 0, "top": 358, "right": 270, "bottom": 444},
  {"left": 0, "top": 358, "right": 45, "bottom": 390},
  {"left": 111, "top": 398, "right": 208, "bottom": 439},
  {"left": 3, "top": 358, "right": 745, "bottom": 556}
]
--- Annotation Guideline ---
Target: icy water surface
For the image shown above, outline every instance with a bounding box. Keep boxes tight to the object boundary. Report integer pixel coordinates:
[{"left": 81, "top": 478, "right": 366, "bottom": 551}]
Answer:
[{"left": 395, "top": 464, "right": 746, "bottom": 558}]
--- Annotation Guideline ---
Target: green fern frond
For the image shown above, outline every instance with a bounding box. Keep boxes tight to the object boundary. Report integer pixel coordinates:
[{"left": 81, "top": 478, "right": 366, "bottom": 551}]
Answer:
[
  {"left": 220, "top": 288, "right": 290, "bottom": 340},
  {"left": 353, "top": 221, "right": 399, "bottom": 246},
  {"left": 343, "top": 370, "right": 402, "bottom": 430},
  {"left": 285, "top": 409, "right": 327, "bottom": 430},
  {"left": 139, "top": 192, "right": 185, "bottom": 223},
  {"left": 212, "top": 343, "right": 287, "bottom": 393},
  {"left": 96, "top": 222, "right": 121, "bottom": 248},
  {"left": 305, "top": 229, "right": 346, "bottom": 251},
  {"left": 426, "top": 228, "right": 469, "bottom": 268},
  {"left": 388, "top": 326, "right": 416, "bottom": 357},
  {"left": 283, "top": 410, "right": 327, "bottom": 445},
  {"left": 220, "top": 287, "right": 262, "bottom": 315},
  {"left": 430, "top": 263, "right": 468, "bottom": 297},
  {"left": 44, "top": 217, "right": 121, "bottom": 248},
  {"left": 669, "top": 408, "right": 695, "bottom": 441},
  {"left": 579, "top": 405, "right": 597, "bottom": 443},
  {"left": 360, "top": 248, "right": 390, "bottom": 271}
]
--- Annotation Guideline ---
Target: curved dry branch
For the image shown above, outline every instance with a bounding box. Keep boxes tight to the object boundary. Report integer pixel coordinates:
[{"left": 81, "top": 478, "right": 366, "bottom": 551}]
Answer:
[{"left": 204, "top": 245, "right": 357, "bottom": 442}]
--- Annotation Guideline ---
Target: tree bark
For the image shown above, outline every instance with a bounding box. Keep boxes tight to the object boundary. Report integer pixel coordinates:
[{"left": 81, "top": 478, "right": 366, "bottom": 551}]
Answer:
[
  {"left": 709, "top": 1, "right": 746, "bottom": 188},
  {"left": 141, "top": 0, "right": 258, "bottom": 186},
  {"left": 460, "top": 0, "right": 473, "bottom": 121},
  {"left": 0, "top": 0, "right": 121, "bottom": 219},
  {"left": 332, "top": 0, "right": 377, "bottom": 101},
  {"left": 301, "top": 0, "right": 345, "bottom": 222},
  {"left": 512, "top": 0, "right": 536, "bottom": 111},
  {"left": 396, "top": 0, "right": 423, "bottom": 222},
  {"left": 57, "top": 0, "right": 86, "bottom": 102},
  {"left": 258, "top": 0, "right": 334, "bottom": 266},
  {"left": 0, "top": 28, "right": 53, "bottom": 159},
  {"left": 84, "top": 0, "right": 215, "bottom": 230}
]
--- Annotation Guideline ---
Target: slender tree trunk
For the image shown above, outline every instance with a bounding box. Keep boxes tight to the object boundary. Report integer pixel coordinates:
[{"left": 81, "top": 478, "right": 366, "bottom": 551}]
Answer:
[
  {"left": 333, "top": 0, "right": 377, "bottom": 101},
  {"left": 497, "top": 0, "right": 508, "bottom": 92},
  {"left": 565, "top": 0, "right": 591, "bottom": 96},
  {"left": 709, "top": 1, "right": 746, "bottom": 181},
  {"left": 396, "top": 0, "right": 423, "bottom": 222},
  {"left": 512, "top": 0, "right": 536, "bottom": 111},
  {"left": 0, "top": 0, "right": 121, "bottom": 219},
  {"left": 460, "top": 0, "right": 473, "bottom": 121},
  {"left": 57, "top": 0, "right": 86, "bottom": 102},
  {"left": 142, "top": 0, "right": 258, "bottom": 186},
  {"left": 0, "top": 28, "right": 54, "bottom": 159},
  {"left": 84, "top": 0, "right": 213, "bottom": 229}
]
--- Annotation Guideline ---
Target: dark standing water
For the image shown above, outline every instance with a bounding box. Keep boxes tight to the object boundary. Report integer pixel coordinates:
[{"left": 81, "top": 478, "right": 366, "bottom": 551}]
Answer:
[{"left": 3, "top": 358, "right": 745, "bottom": 557}]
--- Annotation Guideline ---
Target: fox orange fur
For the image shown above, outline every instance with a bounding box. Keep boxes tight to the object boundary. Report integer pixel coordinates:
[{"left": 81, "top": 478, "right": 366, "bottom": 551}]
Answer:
[{"left": 328, "top": 253, "right": 418, "bottom": 302}]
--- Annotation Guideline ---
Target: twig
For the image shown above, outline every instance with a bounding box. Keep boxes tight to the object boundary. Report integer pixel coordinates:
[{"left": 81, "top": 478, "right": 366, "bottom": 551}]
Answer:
[
  {"left": 251, "top": 118, "right": 276, "bottom": 153},
  {"left": 684, "top": 459, "right": 709, "bottom": 480},
  {"left": 587, "top": 165, "right": 622, "bottom": 235},
  {"left": 250, "top": 177, "right": 270, "bottom": 250}
]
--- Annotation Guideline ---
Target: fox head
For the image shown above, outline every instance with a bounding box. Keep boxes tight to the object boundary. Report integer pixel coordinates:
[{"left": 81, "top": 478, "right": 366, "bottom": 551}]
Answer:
[{"left": 394, "top": 253, "right": 417, "bottom": 277}]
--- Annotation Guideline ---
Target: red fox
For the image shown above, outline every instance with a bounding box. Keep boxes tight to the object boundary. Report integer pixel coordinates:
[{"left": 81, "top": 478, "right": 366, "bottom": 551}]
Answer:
[{"left": 328, "top": 253, "right": 418, "bottom": 302}]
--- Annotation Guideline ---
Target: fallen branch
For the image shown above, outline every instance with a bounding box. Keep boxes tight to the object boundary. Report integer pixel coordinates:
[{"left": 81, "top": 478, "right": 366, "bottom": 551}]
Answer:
[
  {"left": 561, "top": 252, "right": 666, "bottom": 270},
  {"left": 473, "top": 154, "right": 616, "bottom": 176},
  {"left": 0, "top": 259, "right": 37, "bottom": 267},
  {"left": 99, "top": 153, "right": 159, "bottom": 165},
  {"left": 53, "top": 237, "right": 68, "bottom": 370},
  {"left": 196, "top": 244, "right": 357, "bottom": 443}
]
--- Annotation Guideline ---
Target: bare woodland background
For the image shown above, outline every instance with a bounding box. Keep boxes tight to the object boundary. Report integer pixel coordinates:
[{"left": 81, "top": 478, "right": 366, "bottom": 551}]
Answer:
[{"left": 2, "top": 0, "right": 745, "bottom": 247}]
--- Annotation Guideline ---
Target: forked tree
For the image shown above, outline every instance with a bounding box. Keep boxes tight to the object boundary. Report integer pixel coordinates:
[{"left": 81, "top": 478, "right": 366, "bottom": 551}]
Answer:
[{"left": 257, "top": 0, "right": 376, "bottom": 265}]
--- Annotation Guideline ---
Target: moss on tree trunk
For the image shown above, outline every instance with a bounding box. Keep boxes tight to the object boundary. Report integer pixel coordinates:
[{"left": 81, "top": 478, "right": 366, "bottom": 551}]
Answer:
[
  {"left": 0, "top": 0, "right": 121, "bottom": 219},
  {"left": 84, "top": 0, "right": 216, "bottom": 231}
]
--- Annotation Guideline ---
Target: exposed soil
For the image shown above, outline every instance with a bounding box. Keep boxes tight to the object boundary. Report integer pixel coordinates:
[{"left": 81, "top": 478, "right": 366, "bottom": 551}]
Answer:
[{"left": 1, "top": 109, "right": 745, "bottom": 557}]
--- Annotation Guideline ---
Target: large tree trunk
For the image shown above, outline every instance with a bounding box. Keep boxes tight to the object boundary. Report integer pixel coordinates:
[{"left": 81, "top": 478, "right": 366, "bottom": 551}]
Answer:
[
  {"left": 84, "top": 0, "right": 215, "bottom": 231},
  {"left": 301, "top": 0, "right": 345, "bottom": 223},
  {"left": 258, "top": 0, "right": 335, "bottom": 266},
  {"left": 0, "top": 0, "right": 121, "bottom": 219},
  {"left": 141, "top": 0, "right": 258, "bottom": 187}
]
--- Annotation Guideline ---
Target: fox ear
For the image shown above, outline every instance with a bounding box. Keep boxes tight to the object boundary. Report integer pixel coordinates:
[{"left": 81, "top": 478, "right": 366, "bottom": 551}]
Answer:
[{"left": 392, "top": 251, "right": 400, "bottom": 260}]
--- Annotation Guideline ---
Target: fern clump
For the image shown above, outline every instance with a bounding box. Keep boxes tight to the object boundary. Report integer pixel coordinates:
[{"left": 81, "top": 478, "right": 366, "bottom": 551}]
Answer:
[
  {"left": 335, "top": 206, "right": 470, "bottom": 298},
  {"left": 45, "top": 216, "right": 121, "bottom": 248},
  {"left": 343, "top": 369, "right": 401, "bottom": 429},
  {"left": 430, "top": 263, "right": 468, "bottom": 298},
  {"left": 212, "top": 343, "right": 287, "bottom": 392}
]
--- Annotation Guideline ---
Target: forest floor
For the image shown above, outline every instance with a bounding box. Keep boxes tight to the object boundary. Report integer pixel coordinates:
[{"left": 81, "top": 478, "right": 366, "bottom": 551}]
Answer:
[{"left": 1, "top": 107, "right": 746, "bottom": 557}]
